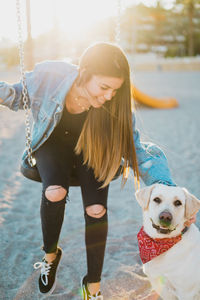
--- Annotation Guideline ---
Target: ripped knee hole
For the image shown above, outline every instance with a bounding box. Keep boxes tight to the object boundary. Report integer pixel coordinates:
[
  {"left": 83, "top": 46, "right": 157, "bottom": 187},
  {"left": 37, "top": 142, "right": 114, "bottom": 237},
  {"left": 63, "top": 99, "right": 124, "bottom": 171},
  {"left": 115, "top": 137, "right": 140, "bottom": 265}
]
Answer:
[
  {"left": 86, "top": 204, "right": 106, "bottom": 218},
  {"left": 45, "top": 185, "right": 67, "bottom": 202}
]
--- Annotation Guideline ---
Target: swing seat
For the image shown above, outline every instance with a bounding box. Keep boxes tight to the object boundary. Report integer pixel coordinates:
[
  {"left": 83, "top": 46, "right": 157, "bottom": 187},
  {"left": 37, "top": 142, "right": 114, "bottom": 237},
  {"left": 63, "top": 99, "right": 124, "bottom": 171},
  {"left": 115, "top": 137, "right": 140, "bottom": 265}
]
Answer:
[{"left": 20, "top": 157, "right": 123, "bottom": 186}]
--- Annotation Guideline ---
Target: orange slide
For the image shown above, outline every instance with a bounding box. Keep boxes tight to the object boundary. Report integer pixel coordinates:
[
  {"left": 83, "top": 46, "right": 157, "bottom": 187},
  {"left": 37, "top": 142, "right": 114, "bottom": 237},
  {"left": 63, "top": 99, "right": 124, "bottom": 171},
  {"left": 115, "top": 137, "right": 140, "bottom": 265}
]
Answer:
[{"left": 131, "top": 84, "right": 178, "bottom": 109}]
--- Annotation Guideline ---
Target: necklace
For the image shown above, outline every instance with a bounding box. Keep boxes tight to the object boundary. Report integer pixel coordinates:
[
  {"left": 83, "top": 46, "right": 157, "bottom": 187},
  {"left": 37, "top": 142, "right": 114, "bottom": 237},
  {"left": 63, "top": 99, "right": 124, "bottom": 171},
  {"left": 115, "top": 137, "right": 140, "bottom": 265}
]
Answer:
[{"left": 74, "top": 96, "right": 90, "bottom": 111}]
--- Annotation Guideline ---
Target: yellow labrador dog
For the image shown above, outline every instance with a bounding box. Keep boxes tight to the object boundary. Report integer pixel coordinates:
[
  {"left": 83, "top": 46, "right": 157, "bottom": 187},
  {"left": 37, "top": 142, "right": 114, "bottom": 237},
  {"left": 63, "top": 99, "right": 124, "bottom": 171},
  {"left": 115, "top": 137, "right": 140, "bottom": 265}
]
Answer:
[{"left": 135, "top": 183, "right": 200, "bottom": 300}]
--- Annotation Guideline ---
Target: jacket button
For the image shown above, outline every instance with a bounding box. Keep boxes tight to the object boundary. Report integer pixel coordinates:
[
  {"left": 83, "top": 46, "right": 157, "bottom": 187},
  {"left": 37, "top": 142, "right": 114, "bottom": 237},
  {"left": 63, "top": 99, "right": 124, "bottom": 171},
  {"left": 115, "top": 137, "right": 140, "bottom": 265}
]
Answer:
[{"left": 65, "top": 131, "right": 69, "bottom": 135}]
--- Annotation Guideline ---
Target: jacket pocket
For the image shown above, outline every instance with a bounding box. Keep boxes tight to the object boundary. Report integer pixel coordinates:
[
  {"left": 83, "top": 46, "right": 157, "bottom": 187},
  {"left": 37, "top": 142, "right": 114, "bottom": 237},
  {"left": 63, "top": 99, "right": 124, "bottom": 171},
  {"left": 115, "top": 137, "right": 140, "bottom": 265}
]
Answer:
[
  {"left": 31, "top": 99, "right": 41, "bottom": 121},
  {"left": 38, "top": 110, "right": 47, "bottom": 122}
]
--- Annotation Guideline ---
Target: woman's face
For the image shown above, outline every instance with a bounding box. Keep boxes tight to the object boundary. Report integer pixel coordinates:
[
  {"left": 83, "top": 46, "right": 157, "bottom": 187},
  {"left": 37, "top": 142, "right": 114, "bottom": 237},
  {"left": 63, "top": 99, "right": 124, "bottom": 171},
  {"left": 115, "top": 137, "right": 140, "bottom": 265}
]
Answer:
[{"left": 83, "top": 75, "right": 124, "bottom": 108}]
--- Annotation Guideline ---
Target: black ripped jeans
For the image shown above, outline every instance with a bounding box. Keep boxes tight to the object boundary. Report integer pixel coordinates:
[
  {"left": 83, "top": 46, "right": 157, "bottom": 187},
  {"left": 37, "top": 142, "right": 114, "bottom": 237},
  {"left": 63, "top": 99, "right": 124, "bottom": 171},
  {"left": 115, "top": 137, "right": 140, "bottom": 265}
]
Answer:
[{"left": 34, "top": 133, "right": 109, "bottom": 283}]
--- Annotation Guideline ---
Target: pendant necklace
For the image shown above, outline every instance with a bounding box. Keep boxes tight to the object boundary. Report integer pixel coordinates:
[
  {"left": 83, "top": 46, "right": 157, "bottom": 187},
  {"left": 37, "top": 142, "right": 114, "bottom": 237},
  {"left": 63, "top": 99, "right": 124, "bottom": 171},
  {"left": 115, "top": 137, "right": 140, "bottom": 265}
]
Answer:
[{"left": 74, "top": 96, "right": 90, "bottom": 111}]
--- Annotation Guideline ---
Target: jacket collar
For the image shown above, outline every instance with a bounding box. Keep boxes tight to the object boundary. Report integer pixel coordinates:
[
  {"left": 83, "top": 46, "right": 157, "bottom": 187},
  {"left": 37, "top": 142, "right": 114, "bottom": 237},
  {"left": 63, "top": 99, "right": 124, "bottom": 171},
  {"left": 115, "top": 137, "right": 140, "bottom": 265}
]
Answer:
[{"left": 51, "top": 64, "right": 79, "bottom": 106}]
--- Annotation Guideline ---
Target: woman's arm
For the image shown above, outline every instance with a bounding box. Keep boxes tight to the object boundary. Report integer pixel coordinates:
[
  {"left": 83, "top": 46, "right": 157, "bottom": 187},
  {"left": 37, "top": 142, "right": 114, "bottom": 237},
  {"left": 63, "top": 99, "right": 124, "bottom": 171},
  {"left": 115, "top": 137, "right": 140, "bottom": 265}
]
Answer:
[
  {"left": 0, "top": 63, "right": 44, "bottom": 111},
  {"left": 0, "top": 81, "right": 25, "bottom": 111},
  {"left": 132, "top": 113, "right": 176, "bottom": 186},
  {"left": 132, "top": 114, "right": 198, "bottom": 226},
  {"left": 0, "top": 61, "right": 74, "bottom": 111}
]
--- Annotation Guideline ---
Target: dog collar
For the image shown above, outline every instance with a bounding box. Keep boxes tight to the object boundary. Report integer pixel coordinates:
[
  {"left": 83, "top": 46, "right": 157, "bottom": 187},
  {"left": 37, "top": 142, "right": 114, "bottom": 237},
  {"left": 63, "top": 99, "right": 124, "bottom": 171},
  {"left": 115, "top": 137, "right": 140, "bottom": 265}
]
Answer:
[{"left": 137, "top": 226, "right": 187, "bottom": 264}]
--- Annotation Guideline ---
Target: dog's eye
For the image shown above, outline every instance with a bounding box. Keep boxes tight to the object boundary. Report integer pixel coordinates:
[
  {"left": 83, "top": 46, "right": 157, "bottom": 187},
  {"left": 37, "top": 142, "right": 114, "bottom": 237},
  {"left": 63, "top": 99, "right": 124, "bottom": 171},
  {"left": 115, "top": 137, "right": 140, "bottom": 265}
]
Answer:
[
  {"left": 174, "top": 200, "right": 182, "bottom": 206},
  {"left": 153, "top": 197, "right": 161, "bottom": 204}
]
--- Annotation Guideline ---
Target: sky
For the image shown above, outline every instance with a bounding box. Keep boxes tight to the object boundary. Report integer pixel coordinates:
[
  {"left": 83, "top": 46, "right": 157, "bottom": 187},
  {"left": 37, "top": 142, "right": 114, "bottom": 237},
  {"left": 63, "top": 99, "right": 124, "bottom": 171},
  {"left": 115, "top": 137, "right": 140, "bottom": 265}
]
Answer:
[{"left": 0, "top": 0, "right": 175, "bottom": 43}]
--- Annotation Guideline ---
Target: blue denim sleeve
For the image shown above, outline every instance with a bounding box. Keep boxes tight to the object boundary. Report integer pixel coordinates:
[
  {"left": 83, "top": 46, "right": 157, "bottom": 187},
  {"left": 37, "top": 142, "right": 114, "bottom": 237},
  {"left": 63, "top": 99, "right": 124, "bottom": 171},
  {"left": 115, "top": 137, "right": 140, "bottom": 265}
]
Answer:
[
  {"left": 132, "top": 113, "right": 176, "bottom": 186},
  {"left": 0, "top": 61, "right": 73, "bottom": 111},
  {"left": 0, "top": 81, "right": 24, "bottom": 111},
  {"left": 0, "top": 71, "right": 36, "bottom": 111},
  {"left": 0, "top": 61, "right": 49, "bottom": 111}
]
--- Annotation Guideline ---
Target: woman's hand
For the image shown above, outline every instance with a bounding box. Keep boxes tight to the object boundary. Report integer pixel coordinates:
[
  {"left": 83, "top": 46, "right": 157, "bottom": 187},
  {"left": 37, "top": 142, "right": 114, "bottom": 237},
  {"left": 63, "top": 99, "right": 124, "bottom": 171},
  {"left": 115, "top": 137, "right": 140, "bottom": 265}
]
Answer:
[{"left": 184, "top": 213, "right": 197, "bottom": 227}]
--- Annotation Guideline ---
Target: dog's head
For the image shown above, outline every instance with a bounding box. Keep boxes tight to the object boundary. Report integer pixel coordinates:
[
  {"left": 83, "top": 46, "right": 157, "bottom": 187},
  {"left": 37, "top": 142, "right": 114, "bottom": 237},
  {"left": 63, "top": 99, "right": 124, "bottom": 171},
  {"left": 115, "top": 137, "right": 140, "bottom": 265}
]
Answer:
[{"left": 135, "top": 184, "right": 200, "bottom": 238}]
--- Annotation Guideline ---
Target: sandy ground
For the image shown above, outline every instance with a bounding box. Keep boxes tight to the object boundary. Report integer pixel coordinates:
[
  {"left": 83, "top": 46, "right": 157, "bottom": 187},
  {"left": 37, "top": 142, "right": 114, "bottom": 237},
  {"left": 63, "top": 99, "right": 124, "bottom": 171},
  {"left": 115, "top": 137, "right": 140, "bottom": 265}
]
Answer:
[{"left": 0, "top": 69, "right": 200, "bottom": 300}]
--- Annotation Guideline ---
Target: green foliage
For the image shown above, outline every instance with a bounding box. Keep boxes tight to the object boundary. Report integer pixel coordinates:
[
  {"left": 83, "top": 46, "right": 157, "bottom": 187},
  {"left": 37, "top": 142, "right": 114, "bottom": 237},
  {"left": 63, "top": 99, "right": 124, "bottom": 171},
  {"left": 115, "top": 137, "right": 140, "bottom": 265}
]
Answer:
[
  {"left": 119, "top": 2, "right": 200, "bottom": 56},
  {"left": 1, "top": 1, "right": 200, "bottom": 63},
  {"left": 173, "top": 0, "right": 200, "bottom": 55}
]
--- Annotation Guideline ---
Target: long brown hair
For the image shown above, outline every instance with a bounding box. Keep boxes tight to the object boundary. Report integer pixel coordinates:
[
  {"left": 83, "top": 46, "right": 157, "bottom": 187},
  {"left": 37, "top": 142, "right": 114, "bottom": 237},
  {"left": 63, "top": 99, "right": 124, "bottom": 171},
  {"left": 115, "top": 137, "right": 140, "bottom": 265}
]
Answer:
[{"left": 75, "top": 42, "right": 139, "bottom": 188}]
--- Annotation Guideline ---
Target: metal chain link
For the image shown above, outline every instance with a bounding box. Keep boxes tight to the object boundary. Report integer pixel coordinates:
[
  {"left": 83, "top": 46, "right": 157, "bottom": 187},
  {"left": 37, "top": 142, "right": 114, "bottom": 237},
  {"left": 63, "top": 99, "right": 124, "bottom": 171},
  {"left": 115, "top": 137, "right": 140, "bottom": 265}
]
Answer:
[
  {"left": 15, "top": 0, "right": 121, "bottom": 169},
  {"left": 16, "top": 0, "right": 36, "bottom": 167}
]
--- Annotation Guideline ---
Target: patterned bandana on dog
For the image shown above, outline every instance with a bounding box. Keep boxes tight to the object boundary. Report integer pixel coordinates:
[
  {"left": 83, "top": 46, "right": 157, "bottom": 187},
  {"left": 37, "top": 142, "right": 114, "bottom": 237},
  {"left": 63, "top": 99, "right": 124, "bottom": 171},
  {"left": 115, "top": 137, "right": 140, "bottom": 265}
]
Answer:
[{"left": 137, "top": 226, "right": 182, "bottom": 264}]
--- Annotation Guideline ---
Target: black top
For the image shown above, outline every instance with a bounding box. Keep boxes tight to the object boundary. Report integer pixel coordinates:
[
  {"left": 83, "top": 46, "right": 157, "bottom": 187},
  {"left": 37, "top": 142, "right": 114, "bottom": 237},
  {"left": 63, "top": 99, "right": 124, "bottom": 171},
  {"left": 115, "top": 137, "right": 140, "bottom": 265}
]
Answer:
[{"left": 47, "top": 105, "right": 88, "bottom": 146}]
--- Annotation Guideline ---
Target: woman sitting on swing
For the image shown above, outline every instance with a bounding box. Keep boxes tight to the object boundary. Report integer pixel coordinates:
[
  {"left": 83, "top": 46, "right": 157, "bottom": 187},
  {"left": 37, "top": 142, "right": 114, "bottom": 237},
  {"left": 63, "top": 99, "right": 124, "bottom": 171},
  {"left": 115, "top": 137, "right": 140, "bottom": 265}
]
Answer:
[{"left": 0, "top": 42, "right": 193, "bottom": 300}]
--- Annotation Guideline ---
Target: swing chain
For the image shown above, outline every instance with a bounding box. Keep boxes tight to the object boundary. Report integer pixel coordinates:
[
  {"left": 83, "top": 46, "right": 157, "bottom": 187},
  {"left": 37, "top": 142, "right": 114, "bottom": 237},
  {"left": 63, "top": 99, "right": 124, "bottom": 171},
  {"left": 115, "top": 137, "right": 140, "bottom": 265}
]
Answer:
[
  {"left": 16, "top": 0, "right": 36, "bottom": 167},
  {"left": 15, "top": 0, "right": 120, "bottom": 168}
]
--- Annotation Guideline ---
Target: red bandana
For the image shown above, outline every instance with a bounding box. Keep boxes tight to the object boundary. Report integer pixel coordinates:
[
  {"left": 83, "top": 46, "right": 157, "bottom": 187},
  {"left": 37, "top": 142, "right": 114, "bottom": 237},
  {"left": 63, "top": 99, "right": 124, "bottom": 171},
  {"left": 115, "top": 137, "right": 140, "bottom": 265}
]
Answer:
[{"left": 137, "top": 226, "right": 182, "bottom": 264}]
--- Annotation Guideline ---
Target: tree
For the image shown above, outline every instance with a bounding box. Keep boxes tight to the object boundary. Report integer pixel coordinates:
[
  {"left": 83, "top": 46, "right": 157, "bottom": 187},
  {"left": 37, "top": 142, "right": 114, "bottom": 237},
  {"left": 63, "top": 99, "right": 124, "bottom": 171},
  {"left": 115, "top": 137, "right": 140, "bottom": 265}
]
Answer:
[{"left": 174, "top": 0, "right": 200, "bottom": 56}]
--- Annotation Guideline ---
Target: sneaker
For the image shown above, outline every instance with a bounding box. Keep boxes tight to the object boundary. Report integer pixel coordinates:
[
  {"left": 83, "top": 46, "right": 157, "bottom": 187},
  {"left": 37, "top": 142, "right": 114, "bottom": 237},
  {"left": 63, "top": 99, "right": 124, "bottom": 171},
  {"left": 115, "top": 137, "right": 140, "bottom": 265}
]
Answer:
[
  {"left": 81, "top": 276, "right": 103, "bottom": 300},
  {"left": 34, "top": 247, "right": 62, "bottom": 294}
]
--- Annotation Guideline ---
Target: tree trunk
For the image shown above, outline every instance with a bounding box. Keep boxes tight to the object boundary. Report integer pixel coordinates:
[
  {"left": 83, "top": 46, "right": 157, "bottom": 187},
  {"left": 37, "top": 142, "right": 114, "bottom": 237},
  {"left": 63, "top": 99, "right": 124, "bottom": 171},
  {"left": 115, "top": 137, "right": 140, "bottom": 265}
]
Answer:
[{"left": 188, "top": 2, "right": 194, "bottom": 56}]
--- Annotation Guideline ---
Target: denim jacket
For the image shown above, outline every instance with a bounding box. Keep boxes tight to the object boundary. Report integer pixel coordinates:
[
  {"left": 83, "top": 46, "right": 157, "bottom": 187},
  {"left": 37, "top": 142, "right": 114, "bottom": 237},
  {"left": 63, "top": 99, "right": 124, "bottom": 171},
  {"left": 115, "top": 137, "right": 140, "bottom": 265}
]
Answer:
[{"left": 0, "top": 61, "right": 176, "bottom": 186}]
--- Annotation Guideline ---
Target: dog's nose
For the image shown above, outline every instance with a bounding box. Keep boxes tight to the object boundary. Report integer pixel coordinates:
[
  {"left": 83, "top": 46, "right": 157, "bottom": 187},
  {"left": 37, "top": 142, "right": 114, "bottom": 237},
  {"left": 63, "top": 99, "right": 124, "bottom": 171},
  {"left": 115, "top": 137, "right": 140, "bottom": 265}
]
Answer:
[{"left": 159, "top": 210, "right": 172, "bottom": 225}]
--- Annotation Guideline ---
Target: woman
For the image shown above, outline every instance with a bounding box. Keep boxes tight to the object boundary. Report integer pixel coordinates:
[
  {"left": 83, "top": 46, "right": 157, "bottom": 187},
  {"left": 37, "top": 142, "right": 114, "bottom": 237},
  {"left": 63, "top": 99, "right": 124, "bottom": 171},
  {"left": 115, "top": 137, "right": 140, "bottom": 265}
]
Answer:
[{"left": 0, "top": 42, "right": 195, "bottom": 300}]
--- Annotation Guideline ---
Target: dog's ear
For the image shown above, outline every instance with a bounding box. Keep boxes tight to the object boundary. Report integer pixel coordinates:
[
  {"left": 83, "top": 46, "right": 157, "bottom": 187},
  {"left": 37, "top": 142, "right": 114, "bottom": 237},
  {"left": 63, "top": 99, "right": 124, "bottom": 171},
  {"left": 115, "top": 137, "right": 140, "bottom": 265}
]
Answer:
[
  {"left": 183, "top": 188, "right": 200, "bottom": 219},
  {"left": 135, "top": 184, "right": 156, "bottom": 210}
]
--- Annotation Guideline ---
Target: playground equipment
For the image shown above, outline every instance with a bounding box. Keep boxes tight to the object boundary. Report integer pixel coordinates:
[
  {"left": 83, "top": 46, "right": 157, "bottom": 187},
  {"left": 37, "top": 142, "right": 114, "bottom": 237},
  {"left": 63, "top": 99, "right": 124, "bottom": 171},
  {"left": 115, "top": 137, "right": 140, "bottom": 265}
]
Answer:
[
  {"left": 15, "top": 0, "right": 178, "bottom": 186},
  {"left": 131, "top": 85, "right": 178, "bottom": 109},
  {"left": 16, "top": 0, "right": 123, "bottom": 185}
]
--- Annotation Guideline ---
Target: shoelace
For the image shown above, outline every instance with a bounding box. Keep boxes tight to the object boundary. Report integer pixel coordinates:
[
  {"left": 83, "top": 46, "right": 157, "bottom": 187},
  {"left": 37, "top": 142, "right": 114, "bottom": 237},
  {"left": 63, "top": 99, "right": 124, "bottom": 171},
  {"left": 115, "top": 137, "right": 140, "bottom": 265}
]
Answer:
[
  {"left": 82, "top": 284, "right": 103, "bottom": 300},
  {"left": 89, "top": 292, "right": 103, "bottom": 300},
  {"left": 34, "top": 260, "right": 52, "bottom": 286}
]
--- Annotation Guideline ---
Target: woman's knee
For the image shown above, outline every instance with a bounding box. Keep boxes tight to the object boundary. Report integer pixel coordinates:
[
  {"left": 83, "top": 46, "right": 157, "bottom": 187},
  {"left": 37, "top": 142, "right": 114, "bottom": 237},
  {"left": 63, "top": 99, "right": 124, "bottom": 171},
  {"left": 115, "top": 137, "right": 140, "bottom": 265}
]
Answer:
[
  {"left": 45, "top": 185, "right": 67, "bottom": 202},
  {"left": 85, "top": 204, "right": 106, "bottom": 218}
]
